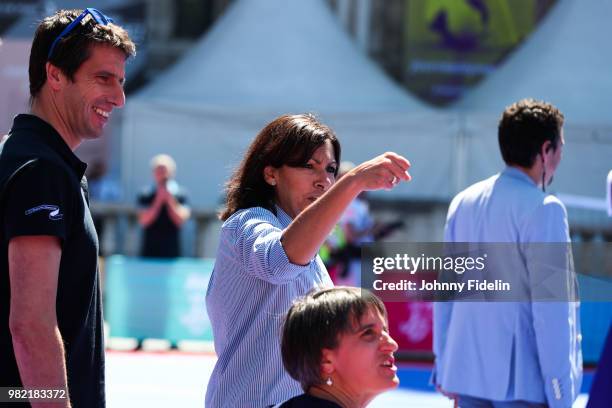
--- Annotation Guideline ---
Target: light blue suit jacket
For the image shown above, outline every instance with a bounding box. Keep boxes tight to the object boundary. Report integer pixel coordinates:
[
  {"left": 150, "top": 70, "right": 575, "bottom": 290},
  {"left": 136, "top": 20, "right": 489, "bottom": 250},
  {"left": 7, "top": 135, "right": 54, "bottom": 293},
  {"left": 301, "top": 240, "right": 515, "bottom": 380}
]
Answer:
[{"left": 434, "top": 167, "right": 582, "bottom": 408}]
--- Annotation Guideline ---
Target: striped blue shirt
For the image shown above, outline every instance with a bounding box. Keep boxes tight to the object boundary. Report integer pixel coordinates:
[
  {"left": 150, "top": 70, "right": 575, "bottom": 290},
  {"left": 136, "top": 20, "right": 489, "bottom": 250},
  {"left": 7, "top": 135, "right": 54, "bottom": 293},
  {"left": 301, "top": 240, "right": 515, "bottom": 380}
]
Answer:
[{"left": 205, "top": 206, "right": 333, "bottom": 407}]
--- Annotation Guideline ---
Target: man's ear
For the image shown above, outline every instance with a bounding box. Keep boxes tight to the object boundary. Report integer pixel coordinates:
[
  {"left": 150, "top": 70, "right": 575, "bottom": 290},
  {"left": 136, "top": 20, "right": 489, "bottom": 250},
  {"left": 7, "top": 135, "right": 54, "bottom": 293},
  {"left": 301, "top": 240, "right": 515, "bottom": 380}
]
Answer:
[
  {"left": 539, "top": 141, "right": 552, "bottom": 164},
  {"left": 542, "top": 140, "right": 553, "bottom": 155},
  {"left": 45, "top": 62, "right": 66, "bottom": 92},
  {"left": 263, "top": 165, "right": 277, "bottom": 187},
  {"left": 320, "top": 348, "right": 336, "bottom": 376}
]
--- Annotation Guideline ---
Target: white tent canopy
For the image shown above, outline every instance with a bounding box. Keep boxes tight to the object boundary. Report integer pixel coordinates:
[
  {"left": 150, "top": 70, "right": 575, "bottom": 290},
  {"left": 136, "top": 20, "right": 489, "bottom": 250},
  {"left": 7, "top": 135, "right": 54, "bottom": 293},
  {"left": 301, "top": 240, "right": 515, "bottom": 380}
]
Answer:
[
  {"left": 123, "top": 0, "right": 611, "bottom": 209},
  {"left": 455, "top": 0, "right": 612, "bottom": 126},
  {"left": 123, "top": 0, "right": 455, "bottom": 207},
  {"left": 452, "top": 0, "right": 612, "bottom": 199},
  {"left": 136, "top": 0, "right": 430, "bottom": 113}
]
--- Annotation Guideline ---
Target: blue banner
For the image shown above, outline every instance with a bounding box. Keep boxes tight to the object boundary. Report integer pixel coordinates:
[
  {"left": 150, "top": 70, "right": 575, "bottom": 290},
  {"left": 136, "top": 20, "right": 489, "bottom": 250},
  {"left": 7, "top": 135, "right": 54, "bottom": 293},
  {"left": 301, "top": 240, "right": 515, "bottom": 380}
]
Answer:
[{"left": 104, "top": 256, "right": 215, "bottom": 342}]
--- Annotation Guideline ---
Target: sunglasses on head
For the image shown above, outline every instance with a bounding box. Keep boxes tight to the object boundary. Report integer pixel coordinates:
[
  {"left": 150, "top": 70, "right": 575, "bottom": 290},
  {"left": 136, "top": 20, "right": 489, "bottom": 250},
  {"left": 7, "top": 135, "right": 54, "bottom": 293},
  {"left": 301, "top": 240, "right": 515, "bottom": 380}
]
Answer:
[{"left": 47, "top": 8, "right": 114, "bottom": 59}]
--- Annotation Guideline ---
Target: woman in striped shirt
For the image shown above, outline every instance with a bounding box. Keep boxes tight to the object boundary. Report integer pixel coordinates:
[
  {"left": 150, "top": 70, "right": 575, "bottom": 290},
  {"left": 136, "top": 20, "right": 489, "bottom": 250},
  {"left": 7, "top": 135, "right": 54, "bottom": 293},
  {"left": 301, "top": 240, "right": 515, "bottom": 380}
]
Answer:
[{"left": 205, "top": 114, "right": 410, "bottom": 407}]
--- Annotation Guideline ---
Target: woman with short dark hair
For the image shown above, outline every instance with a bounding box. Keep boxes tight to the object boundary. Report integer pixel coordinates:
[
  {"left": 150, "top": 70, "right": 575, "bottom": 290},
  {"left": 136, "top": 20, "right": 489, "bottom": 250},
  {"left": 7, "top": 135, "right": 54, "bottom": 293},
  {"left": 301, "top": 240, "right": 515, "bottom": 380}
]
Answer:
[
  {"left": 205, "top": 114, "right": 410, "bottom": 407},
  {"left": 280, "top": 287, "right": 399, "bottom": 407}
]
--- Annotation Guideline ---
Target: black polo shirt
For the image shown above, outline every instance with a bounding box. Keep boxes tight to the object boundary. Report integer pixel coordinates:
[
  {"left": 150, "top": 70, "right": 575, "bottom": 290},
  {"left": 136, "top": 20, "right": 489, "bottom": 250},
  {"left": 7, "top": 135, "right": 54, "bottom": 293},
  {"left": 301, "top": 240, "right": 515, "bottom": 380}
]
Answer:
[{"left": 0, "top": 114, "right": 104, "bottom": 407}]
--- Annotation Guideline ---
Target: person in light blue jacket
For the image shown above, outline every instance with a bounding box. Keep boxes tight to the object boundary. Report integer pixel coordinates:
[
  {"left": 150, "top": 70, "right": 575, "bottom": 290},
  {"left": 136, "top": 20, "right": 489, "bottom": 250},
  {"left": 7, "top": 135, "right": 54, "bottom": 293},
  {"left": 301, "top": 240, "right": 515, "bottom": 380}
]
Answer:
[{"left": 434, "top": 99, "right": 582, "bottom": 408}]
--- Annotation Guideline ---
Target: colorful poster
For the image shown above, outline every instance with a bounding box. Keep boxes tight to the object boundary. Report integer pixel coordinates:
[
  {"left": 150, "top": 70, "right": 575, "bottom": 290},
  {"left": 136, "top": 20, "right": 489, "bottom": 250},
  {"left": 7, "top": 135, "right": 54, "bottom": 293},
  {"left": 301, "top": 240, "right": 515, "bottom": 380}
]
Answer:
[{"left": 404, "top": 0, "right": 557, "bottom": 105}]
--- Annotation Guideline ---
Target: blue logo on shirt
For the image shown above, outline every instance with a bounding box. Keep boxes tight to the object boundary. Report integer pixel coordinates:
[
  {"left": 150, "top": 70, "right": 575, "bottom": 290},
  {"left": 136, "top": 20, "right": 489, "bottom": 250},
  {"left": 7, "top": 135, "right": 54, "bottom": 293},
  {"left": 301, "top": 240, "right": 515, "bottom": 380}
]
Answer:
[{"left": 25, "top": 204, "right": 63, "bottom": 221}]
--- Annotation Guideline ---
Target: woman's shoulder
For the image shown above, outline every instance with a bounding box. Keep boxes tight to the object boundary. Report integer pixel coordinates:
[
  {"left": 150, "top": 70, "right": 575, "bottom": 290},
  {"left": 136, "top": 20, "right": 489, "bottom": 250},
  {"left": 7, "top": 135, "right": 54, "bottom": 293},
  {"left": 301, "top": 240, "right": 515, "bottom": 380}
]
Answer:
[
  {"left": 222, "top": 206, "right": 280, "bottom": 230},
  {"left": 279, "top": 394, "right": 342, "bottom": 408}
]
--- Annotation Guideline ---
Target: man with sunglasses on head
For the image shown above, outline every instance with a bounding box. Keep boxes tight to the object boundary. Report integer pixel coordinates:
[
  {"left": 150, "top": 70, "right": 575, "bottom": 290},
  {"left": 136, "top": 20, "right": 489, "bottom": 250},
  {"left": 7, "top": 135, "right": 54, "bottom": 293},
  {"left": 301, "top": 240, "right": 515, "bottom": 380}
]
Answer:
[{"left": 0, "top": 9, "right": 135, "bottom": 407}]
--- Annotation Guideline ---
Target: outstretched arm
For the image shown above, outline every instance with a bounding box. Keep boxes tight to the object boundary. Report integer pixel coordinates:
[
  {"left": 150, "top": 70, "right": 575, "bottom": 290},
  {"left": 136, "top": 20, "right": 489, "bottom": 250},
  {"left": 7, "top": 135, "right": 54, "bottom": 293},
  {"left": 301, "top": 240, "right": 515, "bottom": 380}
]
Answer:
[{"left": 282, "top": 152, "right": 411, "bottom": 265}]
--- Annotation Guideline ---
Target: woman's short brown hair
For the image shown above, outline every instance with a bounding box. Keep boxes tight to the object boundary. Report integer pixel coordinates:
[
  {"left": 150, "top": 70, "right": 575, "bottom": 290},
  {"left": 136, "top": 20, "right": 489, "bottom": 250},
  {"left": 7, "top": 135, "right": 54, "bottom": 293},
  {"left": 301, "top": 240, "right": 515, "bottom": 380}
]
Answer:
[
  {"left": 220, "top": 114, "right": 341, "bottom": 220},
  {"left": 281, "top": 287, "right": 387, "bottom": 391}
]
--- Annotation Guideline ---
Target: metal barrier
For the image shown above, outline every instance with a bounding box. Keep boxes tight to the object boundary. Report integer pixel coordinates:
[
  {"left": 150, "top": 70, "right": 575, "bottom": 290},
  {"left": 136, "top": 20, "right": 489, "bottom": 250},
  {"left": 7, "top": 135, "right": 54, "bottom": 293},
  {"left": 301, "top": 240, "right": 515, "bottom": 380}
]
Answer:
[{"left": 91, "top": 202, "right": 218, "bottom": 257}]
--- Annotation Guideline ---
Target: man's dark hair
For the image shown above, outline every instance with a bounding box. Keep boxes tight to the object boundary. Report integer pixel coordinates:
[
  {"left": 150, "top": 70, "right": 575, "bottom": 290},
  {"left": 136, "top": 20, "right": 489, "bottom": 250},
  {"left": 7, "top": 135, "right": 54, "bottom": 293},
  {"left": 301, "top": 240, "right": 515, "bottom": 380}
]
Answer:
[
  {"left": 281, "top": 287, "right": 387, "bottom": 391},
  {"left": 220, "top": 113, "right": 341, "bottom": 220},
  {"left": 498, "top": 98, "right": 564, "bottom": 168},
  {"left": 29, "top": 9, "right": 136, "bottom": 99}
]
